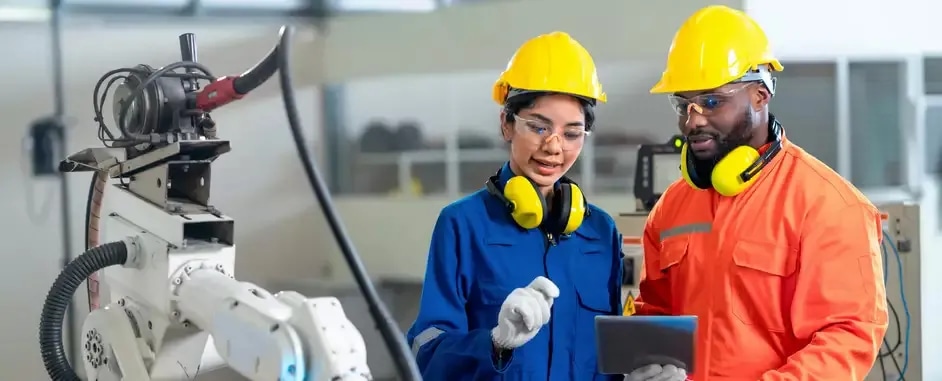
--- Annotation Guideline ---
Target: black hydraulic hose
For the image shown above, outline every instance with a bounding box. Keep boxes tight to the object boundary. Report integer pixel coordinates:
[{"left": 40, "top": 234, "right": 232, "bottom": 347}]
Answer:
[
  {"left": 275, "top": 26, "right": 423, "bottom": 381},
  {"left": 233, "top": 42, "right": 279, "bottom": 95},
  {"left": 40, "top": 241, "right": 129, "bottom": 381}
]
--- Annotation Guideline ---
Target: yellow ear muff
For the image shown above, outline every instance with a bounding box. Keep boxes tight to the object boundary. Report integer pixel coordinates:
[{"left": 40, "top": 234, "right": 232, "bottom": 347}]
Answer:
[
  {"left": 679, "top": 142, "right": 699, "bottom": 189},
  {"left": 562, "top": 183, "right": 586, "bottom": 234},
  {"left": 503, "top": 176, "right": 545, "bottom": 229},
  {"left": 711, "top": 145, "right": 762, "bottom": 197}
]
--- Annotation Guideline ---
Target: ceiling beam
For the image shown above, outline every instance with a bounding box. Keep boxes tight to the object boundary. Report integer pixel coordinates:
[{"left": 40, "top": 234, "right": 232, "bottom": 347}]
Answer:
[
  {"left": 0, "top": 0, "right": 332, "bottom": 22},
  {"left": 0, "top": 0, "right": 459, "bottom": 23},
  {"left": 58, "top": 0, "right": 332, "bottom": 19}
]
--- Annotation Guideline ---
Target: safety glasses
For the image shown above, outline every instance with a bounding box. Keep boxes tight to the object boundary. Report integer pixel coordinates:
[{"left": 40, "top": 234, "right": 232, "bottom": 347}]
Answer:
[
  {"left": 512, "top": 114, "right": 591, "bottom": 151},
  {"left": 667, "top": 84, "right": 753, "bottom": 116}
]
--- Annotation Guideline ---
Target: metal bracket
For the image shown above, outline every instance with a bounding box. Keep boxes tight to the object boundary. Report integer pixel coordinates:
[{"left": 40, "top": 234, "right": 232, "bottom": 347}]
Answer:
[
  {"left": 112, "top": 140, "right": 230, "bottom": 178},
  {"left": 128, "top": 160, "right": 213, "bottom": 213}
]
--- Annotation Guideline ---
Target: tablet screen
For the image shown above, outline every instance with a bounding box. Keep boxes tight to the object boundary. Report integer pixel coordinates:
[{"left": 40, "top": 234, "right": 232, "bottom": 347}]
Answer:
[{"left": 594, "top": 315, "right": 697, "bottom": 374}]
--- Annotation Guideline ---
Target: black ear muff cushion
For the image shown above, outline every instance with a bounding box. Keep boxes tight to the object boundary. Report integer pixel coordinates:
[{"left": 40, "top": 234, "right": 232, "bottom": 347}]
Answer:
[
  {"left": 685, "top": 146, "right": 712, "bottom": 189},
  {"left": 552, "top": 183, "right": 572, "bottom": 234}
]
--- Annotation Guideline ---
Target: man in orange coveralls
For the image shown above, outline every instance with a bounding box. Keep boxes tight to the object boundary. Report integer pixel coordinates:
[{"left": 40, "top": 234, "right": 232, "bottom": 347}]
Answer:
[{"left": 629, "top": 5, "right": 889, "bottom": 381}]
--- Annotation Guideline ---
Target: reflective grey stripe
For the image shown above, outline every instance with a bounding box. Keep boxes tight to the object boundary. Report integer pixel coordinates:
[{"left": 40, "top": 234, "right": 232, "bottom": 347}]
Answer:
[
  {"left": 411, "top": 327, "right": 444, "bottom": 356},
  {"left": 659, "top": 223, "right": 711, "bottom": 241}
]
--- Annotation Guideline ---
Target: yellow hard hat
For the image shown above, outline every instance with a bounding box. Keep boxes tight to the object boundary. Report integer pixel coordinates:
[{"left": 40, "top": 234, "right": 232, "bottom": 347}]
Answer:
[
  {"left": 493, "top": 31, "right": 606, "bottom": 105},
  {"left": 650, "top": 5, "right": 784, "bottom": 94}
]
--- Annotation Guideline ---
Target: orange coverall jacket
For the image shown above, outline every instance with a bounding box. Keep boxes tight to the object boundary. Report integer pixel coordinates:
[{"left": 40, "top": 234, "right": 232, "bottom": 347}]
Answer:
[{"left": 635, "top": 135, "right": 889, "bottom": 381}]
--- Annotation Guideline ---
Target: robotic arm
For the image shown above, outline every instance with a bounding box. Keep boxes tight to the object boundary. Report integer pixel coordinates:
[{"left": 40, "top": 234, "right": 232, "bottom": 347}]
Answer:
[
  {"left": 39, "top": 26, "right": 421, "bottom": 381},
  {"left": 74, "top": 218, "right": 370, "bottom": 381},
  {"left": 173, "top": 265, "right": 369, "bottom": 380},
  {"left": 64, "top": 199, "right": 370, "bottom": 381}
]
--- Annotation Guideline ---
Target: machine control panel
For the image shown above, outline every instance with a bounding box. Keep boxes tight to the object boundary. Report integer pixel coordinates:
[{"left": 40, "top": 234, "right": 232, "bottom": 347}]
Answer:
[{"left": 634, "top": 135, "right": 684, "bottom": 212}]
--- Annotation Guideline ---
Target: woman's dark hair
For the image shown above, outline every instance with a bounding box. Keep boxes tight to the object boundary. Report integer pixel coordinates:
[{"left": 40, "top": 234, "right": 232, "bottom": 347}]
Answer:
[{"left": 501, "top": 91, "right": 596, "bottom": 131}]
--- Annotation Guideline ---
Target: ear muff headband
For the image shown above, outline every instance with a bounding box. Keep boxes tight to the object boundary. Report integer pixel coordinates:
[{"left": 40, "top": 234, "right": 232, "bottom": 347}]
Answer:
[
  {"left": 562, "top": 182, "right": 587, "bottom": 234},
  {"left": 681, "top": 121, "right": 784, "bottom": 196},
  {"left": 486, "top": 172, "right": 588, "bottom": 234},
  {"left": 551, "top": 183, "right": 572, "bottom": 234}
]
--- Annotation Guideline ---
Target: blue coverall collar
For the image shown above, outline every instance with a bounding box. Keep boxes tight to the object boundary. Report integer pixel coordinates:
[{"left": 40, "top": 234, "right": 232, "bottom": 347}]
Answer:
[{"left": 497, "top": 162, "right": 516, "bottom": 185}]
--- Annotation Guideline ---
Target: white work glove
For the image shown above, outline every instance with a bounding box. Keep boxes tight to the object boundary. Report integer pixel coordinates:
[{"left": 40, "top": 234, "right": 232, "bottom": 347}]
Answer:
[
  {"left": 625, "top": 364, "right": 687, "bottom": 381},
  {"left": 490, "top": 276, "right": 560, "bottom": 349}
]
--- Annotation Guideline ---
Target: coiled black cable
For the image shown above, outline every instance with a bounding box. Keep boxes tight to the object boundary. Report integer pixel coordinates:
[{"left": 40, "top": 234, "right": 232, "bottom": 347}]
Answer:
[
  {"left": 39, "top": 241, "right": 129, "bottom": 381},
  {"left": 275, "top": 26, "right": 422, "bottom": 381}
]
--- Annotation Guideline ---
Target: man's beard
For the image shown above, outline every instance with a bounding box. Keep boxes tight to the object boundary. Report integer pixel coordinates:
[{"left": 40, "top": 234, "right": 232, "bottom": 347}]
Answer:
[{"left": 691, "top": 106, "right": 755, "bottom": 180}]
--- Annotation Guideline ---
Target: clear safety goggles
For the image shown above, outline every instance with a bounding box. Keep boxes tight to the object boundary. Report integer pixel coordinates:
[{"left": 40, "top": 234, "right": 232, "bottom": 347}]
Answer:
[
  {"left": 667, "top": 84, "right": 754, "bottom": 117},
  {"left": 513, "top": 114, "right": 591, "bottom": 151}
]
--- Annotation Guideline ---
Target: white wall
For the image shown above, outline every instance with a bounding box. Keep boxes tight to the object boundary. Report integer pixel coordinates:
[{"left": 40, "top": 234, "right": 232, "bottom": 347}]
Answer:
[
  {"left": 916, "top": 182, "right": 942, "bottom": 380},
  {"left": 0, "top": 20, "right": 324, "bottom": 379},
  {"left": 320, "top": 0, "right": 744, "bottom": 82},
  {"left": 746, "top": 0, "right": 940, "bottom": 58}
]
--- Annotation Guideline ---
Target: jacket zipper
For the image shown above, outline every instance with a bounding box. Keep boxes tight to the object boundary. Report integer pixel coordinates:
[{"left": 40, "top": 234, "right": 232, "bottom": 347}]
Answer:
[
  {"left": 495, "top": 232, "right": 555, "bottom": 379},
  {"left": 543, "top": 231, "right": 556, "bottom": 379}
]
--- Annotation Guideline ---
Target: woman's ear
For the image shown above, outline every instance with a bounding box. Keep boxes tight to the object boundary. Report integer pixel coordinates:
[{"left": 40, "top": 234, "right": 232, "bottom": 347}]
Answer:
[{"left": 499, "top": 111, "right": 513, "bottom": 142}]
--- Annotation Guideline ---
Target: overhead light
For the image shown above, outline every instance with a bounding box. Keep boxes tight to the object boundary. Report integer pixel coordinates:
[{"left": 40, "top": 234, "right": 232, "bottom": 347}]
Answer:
[
  {"left": 332, "top": 0, "right": 437, "bottom": 13},
  {"left": 0, "top": 6, "right": 50, "bottom": 22}
]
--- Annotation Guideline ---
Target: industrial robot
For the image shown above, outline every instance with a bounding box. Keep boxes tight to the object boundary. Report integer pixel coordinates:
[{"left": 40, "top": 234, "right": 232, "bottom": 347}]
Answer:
[{"left": 37, "top": 26, "right": 421, "bottom": 381}]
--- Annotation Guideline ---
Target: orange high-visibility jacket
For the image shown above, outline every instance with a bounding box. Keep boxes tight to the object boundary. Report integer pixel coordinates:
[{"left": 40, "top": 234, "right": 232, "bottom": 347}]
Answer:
[{"left": 636, "top": 134, "right": 889, "bottom": 380}]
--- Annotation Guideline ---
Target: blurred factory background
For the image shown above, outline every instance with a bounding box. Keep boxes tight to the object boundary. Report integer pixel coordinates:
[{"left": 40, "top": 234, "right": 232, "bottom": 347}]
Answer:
[{"left": 1, "top": 0, "right": 939, "bottom": 379}]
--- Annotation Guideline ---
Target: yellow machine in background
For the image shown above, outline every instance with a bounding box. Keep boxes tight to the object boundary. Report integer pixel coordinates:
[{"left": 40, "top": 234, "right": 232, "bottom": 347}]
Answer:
[{"left": 615, "top": 137, "right": 922, "bottom": 380}]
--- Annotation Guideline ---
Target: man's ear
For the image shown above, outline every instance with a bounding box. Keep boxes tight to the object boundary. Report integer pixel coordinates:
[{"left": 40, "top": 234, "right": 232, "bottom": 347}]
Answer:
[{"left": 753, "top": 86, "right": 771, "bottom": 109}]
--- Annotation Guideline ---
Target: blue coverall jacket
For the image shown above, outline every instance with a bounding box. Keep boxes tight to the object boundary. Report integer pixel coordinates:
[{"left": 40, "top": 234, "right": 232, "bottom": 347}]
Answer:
[{"left": 407, "top": 163, "right": 624, "bottom": 381}]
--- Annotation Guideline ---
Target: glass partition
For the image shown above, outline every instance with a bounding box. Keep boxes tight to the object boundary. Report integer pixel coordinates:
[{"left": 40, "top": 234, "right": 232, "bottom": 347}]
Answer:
[
  {"left": 925, "top": 98, "right": 942, "bottom": 174},
  {"left": 924, "top": 57, "right": 942, "bottom": 95},
  {"left": 848, "top": 61, "right": 906, "bottom": 188},
  {"left": 772, "top": 62, "right": 839, "bottom": 169}
]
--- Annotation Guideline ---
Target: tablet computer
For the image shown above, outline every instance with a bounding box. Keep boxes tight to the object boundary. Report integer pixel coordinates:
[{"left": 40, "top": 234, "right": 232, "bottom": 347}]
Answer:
[{"left": 594, "top": 315, "right": 697, "bottom": 374}]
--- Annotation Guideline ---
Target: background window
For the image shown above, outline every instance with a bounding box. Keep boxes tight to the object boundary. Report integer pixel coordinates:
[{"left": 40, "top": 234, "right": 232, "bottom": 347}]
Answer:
[
  {"left": 772, "top": 62, "right": 839, "bottom": 170},
  {"left": 848, "top": 61, "right": 905, "bottom": 188}
]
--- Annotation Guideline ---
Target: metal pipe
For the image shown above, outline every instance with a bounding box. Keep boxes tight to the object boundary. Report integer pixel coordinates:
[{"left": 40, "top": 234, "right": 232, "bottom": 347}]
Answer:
[{"left": 48, "top": 0, "right": 75, "bottom": 365}]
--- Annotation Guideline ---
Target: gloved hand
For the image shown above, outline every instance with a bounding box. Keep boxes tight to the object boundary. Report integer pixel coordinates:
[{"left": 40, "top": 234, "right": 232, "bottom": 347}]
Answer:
[
  {"left": 624, "top": 364, "right": 687, "bottom": 381},
  {"left": 491, "top": 276, "right": 560, "bottom": 349}
]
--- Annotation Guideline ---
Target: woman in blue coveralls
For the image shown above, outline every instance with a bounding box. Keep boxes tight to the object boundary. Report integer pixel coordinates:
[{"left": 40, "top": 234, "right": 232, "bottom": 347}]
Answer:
[{"left": 406, "top": 32, "right": 626, "bottom": 381}]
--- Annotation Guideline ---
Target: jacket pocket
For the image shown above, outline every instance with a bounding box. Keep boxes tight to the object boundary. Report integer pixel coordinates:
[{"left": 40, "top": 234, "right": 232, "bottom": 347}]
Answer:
[
  {"left": 573, "top": 269, "right": 612, "bottom": 313},
  {"left": 469, "top": 281, "right": 509, "bottom": 330},
  {"left": 569, "top": 243, "right": 617, "bottom": 371},
  {"left": 729, "top": 239, "right": 797, "bottom": 332},
  {"left": 478, "top": 281, "right": 510, "bottom": 306},
  {"left": 647, "top": 236, "right": 690, "bottom": 281}
]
